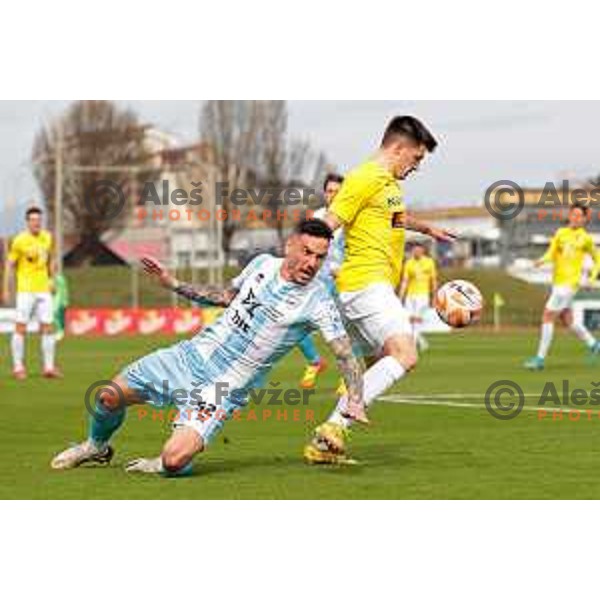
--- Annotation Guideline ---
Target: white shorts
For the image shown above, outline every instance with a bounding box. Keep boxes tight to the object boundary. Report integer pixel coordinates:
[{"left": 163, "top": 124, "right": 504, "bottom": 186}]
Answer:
[
  {"left": 405, "top": 295, "right": 430, "bottom": 320},
  {"left": 545, "top": 285, "right": 576, "bottom": 312},
  {"left": 124, "top": 342, "right": 248, "bottom": 446},
  {"left": 339, "top": 283, "right": 411, "bottom": 355},
  {"left": 15, "top": 292, "right": 53, "bottom": 325}
]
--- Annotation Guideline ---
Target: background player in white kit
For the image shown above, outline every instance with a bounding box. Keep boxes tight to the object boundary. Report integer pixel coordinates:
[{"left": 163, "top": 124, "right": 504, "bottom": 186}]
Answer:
[{"left": 51, "top": 220, "right": 367, "bottom": 476}]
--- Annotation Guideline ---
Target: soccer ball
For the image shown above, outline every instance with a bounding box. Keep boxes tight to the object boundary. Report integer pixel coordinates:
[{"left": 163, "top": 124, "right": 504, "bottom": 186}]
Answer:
[{"left": 435, "top": 280, "right": 483, "bottom": 328}]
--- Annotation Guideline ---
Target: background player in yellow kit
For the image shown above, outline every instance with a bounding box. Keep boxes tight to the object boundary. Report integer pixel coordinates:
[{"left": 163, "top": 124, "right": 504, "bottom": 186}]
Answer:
[
  {"left": 524, "top": 203, "right": 600, "bottom": 371},
  {"left": 400, "top": 242, "right": 438, "bottom": 352},
  {"left": 2, "top": 206, "right": 61, "bottom": 379}
]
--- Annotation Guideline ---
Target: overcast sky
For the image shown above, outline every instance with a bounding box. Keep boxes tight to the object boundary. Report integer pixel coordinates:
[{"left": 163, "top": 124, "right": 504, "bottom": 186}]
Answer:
[{"left": 2, "top": 100, "right": 600, "bottom": 233}]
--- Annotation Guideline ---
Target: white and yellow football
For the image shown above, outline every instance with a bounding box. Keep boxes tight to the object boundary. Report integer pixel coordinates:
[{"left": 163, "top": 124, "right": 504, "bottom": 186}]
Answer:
[{"left": 435, "top": 279, "right": 483, "bottom": 328}]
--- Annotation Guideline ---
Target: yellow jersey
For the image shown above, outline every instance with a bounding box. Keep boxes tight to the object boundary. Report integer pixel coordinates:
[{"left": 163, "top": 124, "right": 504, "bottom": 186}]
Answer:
[
  {"left": 404, "top": 256, "right": 437, "bottom": 297},
  {"left": 8, "top": 230, "right": 53, "bottom": 293},
  {"left": 330, "top": 161, "right": 405, "bottom": 293},
  {"left": 541, "top": 227, "right": 600, "bottom": 290}
]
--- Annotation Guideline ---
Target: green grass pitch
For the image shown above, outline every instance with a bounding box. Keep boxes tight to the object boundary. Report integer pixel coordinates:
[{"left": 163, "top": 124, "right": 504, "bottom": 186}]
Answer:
[{"left": 2, "top": 329, "right": 600, "bottom": 499}]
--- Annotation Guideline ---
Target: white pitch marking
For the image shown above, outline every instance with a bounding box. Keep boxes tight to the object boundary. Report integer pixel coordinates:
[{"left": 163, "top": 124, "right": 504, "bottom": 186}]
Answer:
[
  {"left": 380, "top": 393, "right": 540, "bottom": 400},
  {"left": 378, "top": 394, "right": 581, "bottom": 413}
]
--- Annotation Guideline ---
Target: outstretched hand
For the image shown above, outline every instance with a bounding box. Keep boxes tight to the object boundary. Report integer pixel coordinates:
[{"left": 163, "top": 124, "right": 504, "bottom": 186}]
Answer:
[
  {"left": 428, "top": 226, "right": 458, "bottom": 243},
  {"left": 141, "top": 256, "right": 176, "bottom": 289}
]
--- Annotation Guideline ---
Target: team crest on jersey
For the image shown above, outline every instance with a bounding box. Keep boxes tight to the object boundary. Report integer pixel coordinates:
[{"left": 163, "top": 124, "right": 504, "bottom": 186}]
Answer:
[{"left": 284, "top": 291, "right": 303, "bottom": 308}]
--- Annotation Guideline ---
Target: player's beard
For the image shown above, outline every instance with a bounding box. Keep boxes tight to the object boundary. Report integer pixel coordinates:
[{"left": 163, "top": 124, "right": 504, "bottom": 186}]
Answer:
[{"left": 286, "top": 257, "right": 314, "bottom": 285}]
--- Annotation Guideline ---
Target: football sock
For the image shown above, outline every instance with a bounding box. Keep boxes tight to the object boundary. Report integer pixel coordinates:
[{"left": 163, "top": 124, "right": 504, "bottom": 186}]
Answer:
[
  {"left": 298, "top": 334, "right": 320, "bottom": 364},
  {"left": 537, "top": 322, "right": 554, "bottom": 359},
  {"left": 41, "top": 333, "right": 56, "bottom": 371},
  {"left": 571, "top": 322, "right": 596, "bottom": 348},
  {"left": 11, "top": 332, "right": 24, "bottom": 370},
  {"left": 89, "top": 400, "right": 126, "bottom": 446},
  {"left": 328, "top": 356, "right": 407, "bottom": 429}
]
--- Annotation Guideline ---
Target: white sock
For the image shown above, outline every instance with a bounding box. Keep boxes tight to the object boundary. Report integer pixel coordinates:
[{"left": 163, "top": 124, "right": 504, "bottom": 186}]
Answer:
[
  {"left": 416, "top": 326, "right": 427, "bottom": 348},
  {"left": 41, "top": 334, "right": 56, "bottom": 371},
  {"left": 11, "top": 333, "right": 25, "bottom": 370},
  {"left": 537, "top": 322, "right": 554, "bottom": 359},
  {"left": 571, "top": 322, "right": 596, "bottom": 349},
  {"left": 329, "top": 356, "right": 407, "bottom": 428},
  {"left": 411, "top": 321, "right": 418, "bottom": 342}
]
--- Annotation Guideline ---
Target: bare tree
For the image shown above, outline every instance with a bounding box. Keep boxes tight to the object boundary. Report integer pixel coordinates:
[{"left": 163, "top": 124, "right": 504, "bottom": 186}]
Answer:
[
  {"left": 32, "top": 100, "right": 154, "bottom": 265},
  {"left": 258, "top": 101, "right": 289, "bottom": 244},
  {"left": 262, "top": 132, "right": 330, "bottom": 244},
  {"left": 200, "top": 100, "right": 331, "bottom": 257},
  {"left": 200, "top": 100, "right": 263, "bottom": 262}
]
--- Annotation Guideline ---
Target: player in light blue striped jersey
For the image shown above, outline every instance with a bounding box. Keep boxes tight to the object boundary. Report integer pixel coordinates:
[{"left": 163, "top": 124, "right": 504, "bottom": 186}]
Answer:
[{"left": 51, "top": 219, "right": 367, "bottom": 476}]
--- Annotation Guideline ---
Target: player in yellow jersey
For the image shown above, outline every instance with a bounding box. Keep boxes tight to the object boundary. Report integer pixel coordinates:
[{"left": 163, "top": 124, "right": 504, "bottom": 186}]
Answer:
[
  {"left": 304, "top": 116, "right": 454, "bottom": 464},
  {"left": 400, "top": 242, "right": 438, "bottom": 352},
  {"left": 2, "top": 207, "right": 61, "bottom": 379},
  {"left": 524, "top": 203, "right": 600, "bottom": 371}
]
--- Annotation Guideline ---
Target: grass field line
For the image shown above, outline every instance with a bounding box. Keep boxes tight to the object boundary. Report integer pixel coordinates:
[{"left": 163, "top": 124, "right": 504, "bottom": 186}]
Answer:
[{"left": 378, "top": 393, "right": 565, "bottom": 413}]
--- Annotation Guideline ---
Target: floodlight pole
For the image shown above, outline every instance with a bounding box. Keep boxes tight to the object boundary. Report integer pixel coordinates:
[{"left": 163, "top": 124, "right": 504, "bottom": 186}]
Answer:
[
  {"left": 54, "top": 121, "right": 64, "bottom": 275},
  {"left": 130, "top": 170, "right": 139, "bottom": 309}
]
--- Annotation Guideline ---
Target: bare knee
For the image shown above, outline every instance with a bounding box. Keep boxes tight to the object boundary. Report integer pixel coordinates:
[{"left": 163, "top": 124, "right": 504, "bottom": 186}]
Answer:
[
  {"left": 560, "top": 309, "right": 572, "bottom": 327},
  {"left": 98, "top": 376, "right": 138, "bottom": 411},
  {"left": 383, "top": 335, "right": 418, "bottom": 372},
  {"left": 15, "top": 323, "right": 26, "bottom": 335},
  {"left": 162, "top": 427, "right": 204, "bottom": 473}
]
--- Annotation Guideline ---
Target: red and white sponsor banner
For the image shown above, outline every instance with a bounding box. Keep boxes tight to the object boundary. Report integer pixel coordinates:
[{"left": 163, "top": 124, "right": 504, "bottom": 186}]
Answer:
[{"left": 66, "top": 307, "right": 223, "bottom": 336}]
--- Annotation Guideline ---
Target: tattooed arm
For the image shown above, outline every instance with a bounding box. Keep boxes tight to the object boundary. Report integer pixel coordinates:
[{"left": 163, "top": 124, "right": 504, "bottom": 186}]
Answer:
[
  {"left": 171, "top": 282, "right": 237, "bottom": 308},
  {"left": 327, "top": 334, "right": 368, "bottom": 424},
  {"left": 140, "top": 256, "right": 238, "bottom": 307}
]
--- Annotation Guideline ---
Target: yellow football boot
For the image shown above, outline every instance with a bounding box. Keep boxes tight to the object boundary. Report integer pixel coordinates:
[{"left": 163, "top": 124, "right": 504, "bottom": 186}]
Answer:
[
  {"left": 303, "top": 442, "right": 358, "bottom": 466},
  {"left": 314, "top": 421, "right": 348, "bottom": 454},
  {"left": 300, "top": 358, "right": 327, "bottom": 389}
]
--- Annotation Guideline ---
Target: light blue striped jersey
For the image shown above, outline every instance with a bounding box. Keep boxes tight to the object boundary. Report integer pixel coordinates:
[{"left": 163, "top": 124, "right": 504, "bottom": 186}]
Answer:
[{"left": 182, "top": 254, "right": 346, "bottom": 393}]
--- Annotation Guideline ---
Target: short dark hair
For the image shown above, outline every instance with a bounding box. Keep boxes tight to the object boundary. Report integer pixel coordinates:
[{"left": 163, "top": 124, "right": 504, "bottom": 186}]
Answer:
[
  {"left": 323, "top": 173, "right": 344, "bottom": 191},
  {"left": 26, "top": 206, "right": 43, "bottom": 219},
  {"left": 381, "top": 116, "right": 438, "bottom": 152},
  {"left": 295, "top": 218, "right": 333, "bottom": 241},
  {"left": 570, "top": 202, "right": 590, "bottom": 217}
]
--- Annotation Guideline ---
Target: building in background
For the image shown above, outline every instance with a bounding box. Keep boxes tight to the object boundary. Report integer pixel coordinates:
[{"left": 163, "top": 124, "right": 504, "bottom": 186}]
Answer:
[
  {"left": 496, "top": 185, "right": 600, "bottom": 267},
  {"left": 140, "top": 136, "right": 317, "bottom": 269},
  {"left": 408, "top": 205, "right": 499, "bottom": 267}
]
